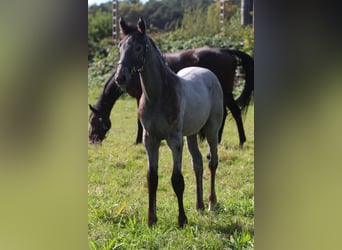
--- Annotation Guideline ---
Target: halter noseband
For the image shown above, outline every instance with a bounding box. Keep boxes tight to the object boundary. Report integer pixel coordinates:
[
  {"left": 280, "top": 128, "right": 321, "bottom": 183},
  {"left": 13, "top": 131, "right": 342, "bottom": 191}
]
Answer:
[{"left": 118, "top": 39, "right": 149, "bottom": 74}]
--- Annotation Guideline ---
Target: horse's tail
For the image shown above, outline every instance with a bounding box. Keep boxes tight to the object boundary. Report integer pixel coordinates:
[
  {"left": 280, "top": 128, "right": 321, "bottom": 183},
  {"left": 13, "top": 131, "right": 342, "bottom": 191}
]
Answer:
[{"left": 229, "top": 49, "right": 254, "bottom": 115}]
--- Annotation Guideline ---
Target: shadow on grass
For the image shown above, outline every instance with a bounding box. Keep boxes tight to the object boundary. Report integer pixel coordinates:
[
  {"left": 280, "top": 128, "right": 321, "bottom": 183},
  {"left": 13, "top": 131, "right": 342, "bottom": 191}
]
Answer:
[{"left": 185, "top": 202, "right": 254, "bottom": 238}]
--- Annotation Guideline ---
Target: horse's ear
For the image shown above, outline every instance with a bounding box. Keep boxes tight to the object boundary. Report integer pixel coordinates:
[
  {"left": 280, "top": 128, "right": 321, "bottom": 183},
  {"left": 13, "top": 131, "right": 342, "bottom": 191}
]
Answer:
[
  {"left": 89, "top": 104, "right": 98, "bottom": 115},
  {"left": 119, "top": 17, "right": 128, "bottom": 35},
  {"left": 137, "top": 17, "right": 145, "bottom": 34}
]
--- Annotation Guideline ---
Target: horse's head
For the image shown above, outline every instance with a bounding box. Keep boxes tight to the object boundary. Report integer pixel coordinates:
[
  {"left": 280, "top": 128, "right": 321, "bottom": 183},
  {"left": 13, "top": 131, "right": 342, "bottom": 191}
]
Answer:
[
  {"left": 88, "top": 104, "right": 111, "bottom": 144},
  {"left": 114, "top": 17, "right": 148, "bottom": 88}
]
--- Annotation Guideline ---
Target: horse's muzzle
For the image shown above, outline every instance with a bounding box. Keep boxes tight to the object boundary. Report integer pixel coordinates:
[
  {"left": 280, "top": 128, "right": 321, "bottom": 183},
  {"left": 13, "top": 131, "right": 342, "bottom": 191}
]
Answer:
[{"left": 114, "top": 65, "right": 132, "bottom": 87}]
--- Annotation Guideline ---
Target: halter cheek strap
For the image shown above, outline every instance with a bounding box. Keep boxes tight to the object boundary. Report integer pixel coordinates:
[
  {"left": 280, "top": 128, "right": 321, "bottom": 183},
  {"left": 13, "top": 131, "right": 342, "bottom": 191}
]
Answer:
[{"left": 135, "top": 42, "right": 149, "bottom": 73}]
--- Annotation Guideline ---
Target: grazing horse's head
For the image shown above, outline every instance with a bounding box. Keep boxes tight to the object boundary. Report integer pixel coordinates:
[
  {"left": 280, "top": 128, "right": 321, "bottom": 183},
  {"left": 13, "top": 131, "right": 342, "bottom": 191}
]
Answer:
[
  {"left": 88, "top": 104, "right": 111, "bottom": 144},
  {"left": 114, "top": 17, "right": 148, "bottom": 88}
]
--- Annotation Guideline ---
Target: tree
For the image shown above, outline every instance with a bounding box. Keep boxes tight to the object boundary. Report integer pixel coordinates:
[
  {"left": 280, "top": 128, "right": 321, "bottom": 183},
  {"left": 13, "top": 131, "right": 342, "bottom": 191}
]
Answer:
[{"left": 88, "top": 10, "right": 112, "bottom": 60}]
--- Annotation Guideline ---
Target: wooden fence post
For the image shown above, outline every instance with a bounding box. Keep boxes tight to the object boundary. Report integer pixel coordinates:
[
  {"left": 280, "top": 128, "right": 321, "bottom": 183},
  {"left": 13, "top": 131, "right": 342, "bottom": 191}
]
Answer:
[
  {"left": 220, "top": 0, "right": 225, "bottom": 24},
  {"left": 241, "top": 0, "right": 253, "bottom": 26},
  {"left": 112, "top": 0, "right": 119, "bottom": 43}
]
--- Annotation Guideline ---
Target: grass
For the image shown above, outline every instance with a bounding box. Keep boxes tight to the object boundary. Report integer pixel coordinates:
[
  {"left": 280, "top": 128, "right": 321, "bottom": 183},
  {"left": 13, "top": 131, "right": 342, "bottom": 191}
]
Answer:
[{"left": 88, "top": 91, "right": 254, "bottom": 249}]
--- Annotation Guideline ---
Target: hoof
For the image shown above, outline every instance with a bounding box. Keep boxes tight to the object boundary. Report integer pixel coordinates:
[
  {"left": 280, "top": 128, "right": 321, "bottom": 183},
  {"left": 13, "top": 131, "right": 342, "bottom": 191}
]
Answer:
[
  {"left": 208, "top": 195, "right": 217, "bottom": 211},
  {"left": 208, "top": 202, "right": 216, "bottom": 211},
  {"left": 148, "top": 215, "right": 157, "bottom": 227},
  {"left": 178, "top": 215, "right": 188, "bottom": 228},
  {"left": 239, "top": 138, "right": 246, "bottom": 149},
  {"left": 196, "top": 202, "right": 205, "bottom": 211}
]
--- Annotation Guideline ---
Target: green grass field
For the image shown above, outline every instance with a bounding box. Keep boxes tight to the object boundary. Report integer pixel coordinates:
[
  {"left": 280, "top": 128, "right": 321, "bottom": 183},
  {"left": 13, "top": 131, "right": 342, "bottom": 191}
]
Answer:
[{"left": 88, "top": 92, "right": 254, "bottom": 249}]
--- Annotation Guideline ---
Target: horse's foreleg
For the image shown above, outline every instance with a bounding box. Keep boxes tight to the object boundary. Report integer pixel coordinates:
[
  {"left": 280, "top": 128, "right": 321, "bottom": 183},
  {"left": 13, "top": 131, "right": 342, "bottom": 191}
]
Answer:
[
  {"left": 168, "top": 135, "right": 187, "bottom": 227},
  {"left": 144, "top": 132, "right": 160, "bottom": 227},
  {"left": 135, "top": 119, "right": 143, "bottom": 144},
  {"left": 186, "top": 135, "right": 204, "bottom": 210},
  {"left": 135, "top": 98, "right": 143, "bottom": 144}
]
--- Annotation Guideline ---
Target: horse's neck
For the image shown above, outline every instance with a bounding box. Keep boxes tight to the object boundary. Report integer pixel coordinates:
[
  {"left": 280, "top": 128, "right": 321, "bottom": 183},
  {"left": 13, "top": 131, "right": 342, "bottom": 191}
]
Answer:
[
  {"left": 95, "top": 76, "right": 123, "bottom": 116},
  {"left": 139, "top": 43, "right": 168, "bottom": 104}
]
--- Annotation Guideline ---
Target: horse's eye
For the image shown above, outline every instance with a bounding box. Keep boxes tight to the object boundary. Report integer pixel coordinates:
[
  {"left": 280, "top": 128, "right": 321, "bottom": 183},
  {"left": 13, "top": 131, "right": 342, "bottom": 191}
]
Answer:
[
  {"left": 118, "top": 41, "right": 122, "bottom": 48},
  {"left": 135, "top": 46, "right": 142, "bottom": 52}
]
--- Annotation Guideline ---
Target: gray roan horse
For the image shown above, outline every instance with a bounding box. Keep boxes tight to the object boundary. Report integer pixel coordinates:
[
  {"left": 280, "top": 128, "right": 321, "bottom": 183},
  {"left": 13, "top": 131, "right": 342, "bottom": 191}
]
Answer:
[{"left": 114, "top": 17, "right": 224, "bottom": 227}]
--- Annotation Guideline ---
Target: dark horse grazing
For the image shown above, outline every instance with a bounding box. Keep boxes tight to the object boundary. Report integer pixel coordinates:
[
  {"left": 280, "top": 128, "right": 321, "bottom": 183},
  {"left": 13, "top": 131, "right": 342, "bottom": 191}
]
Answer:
[
  {"left": 89, "top": 43, "right": 253, "bottom": 146},
  {"left": 114, "top": 17, "right": 223, "bottom": 227}
]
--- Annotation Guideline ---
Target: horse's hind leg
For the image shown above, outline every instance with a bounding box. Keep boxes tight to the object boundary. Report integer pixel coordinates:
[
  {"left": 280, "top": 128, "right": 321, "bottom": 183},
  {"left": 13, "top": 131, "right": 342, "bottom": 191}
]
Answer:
[
  {"left": 205, "top": 134, "right": 219, "bottom": 211},
  {"left": 186, "top": 135, "right": 204, "bottom": 210},
  {"left": 217, "top": 107, "right": 227, "bottom": 144},
  {"left": 226, "top": 92, "right": 246, "bottom": 147},
  {"left": 167, "top": 134, "right": 188, "bottom": 227}
]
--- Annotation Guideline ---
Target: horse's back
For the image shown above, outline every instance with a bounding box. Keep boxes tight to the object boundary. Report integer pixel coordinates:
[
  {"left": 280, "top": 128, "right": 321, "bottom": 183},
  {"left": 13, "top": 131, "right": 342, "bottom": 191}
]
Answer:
[{"left": 177, "top": 67, "right": 222, "bottom": 96}]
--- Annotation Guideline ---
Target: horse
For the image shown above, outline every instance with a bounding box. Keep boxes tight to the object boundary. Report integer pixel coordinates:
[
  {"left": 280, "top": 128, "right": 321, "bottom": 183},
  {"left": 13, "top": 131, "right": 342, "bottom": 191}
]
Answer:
[
  {"left": 113, "top": 17, "right": 223, "bottom": 227},
  {"left": 88, "top": 46, "right": 253, "bottom": 146}
]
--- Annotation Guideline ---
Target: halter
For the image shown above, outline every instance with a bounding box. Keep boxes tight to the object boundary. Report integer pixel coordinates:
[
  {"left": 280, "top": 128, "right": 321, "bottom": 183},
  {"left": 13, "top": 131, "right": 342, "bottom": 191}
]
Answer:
[{"left": 117, "top": 38, "right": 149, "bottom": 74}]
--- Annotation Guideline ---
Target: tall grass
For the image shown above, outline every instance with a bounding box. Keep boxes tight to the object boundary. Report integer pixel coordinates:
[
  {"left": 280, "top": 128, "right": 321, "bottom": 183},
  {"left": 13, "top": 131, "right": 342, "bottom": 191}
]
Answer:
[{"left": 88, "top": 93, "right": 254, "bottom": 249}]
